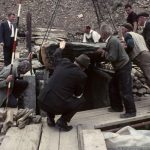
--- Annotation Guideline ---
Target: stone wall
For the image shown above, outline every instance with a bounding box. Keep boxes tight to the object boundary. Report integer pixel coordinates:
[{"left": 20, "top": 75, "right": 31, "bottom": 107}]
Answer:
[{"left": 0, "top": 0, "right": 150, "bottom": 33}]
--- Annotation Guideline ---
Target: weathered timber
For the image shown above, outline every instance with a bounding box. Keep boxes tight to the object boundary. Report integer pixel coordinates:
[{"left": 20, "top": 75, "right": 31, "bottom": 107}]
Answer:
[
  {"left": 0, "top": 124, "right": 42, "bottom": 150},
  {"left": 39, "top": 119, "right": 60, "bottom": 150},
  {"left": 81, "top": 129, "right": 107, "bottom": 150}
]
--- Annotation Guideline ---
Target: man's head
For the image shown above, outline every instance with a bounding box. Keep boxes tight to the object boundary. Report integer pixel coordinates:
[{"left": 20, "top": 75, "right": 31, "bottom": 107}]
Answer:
[
  {"left": 84, "top": 26, "right": 91, "bottom": 34},
  {"left": 100, "top": 23, "right": 113, "bottom": 40},
  {"left": 125, "top": 4, "right": 133, "bottom": 15},
  {"left": 137, "top": 12, "right": 149, "bottom": 26},
  {"left": 121, "top": 23, "right": 133, "bottom": 36},
  {"left": 8, "top": 13, "right": 16, "bottom": 23},
  {"left": 18, "top": 60, "right": 31, "bottom": 74},
  {"left": 74, "top": 54, "right": 90, "bottom": 71}
]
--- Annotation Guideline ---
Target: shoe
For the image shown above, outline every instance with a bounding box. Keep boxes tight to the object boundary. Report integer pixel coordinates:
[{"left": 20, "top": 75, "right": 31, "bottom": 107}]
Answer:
[
  {"left": 120, "top": 113, "right": 136, "bottom": 118},
  {"left": 56, "top": 118, "right": 73, "bottom": 132},
  {"left": 108, "top": 107, "right": 123, "bottom": 112},
  {"left": 47, "top": 117, "right": 55, "bottom": 127}
]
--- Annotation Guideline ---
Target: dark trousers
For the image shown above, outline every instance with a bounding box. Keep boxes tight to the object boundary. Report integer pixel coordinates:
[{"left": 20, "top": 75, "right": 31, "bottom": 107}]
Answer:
[
  {"left": 12, "top": 80, "right": 28, "bottom": 98},
  {"left": 2, "top": 80, "right": 28, "bottom": 107},
  {"left": 109, "top": 61, "right": 136, "bottom": 113},
  {"left": 3, "top": 46, "right": 12, "bottom": 66},
  {"left": 39, "top": 93, "right": 85, "bottom": 122}
]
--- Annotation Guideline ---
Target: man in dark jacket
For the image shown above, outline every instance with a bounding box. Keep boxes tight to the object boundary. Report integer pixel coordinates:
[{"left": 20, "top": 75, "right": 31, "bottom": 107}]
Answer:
[
  {"left": 38, "top": 41, "right": 90, "bottom": 131},
  {"left": 97, "top": 23, "right": 136, "bottom": 118},
  {"left": 125, "top": 4, "right": 138, "bottom": 32},
  {"left": 0, "top": 13, "right": 16, "bottom": 66},
  {"left": 137, "top": 12, "right": 150, "bottom": 50}
]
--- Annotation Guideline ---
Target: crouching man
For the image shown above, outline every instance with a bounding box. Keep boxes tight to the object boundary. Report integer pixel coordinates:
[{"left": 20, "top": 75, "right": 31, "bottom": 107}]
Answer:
[
  {"left": 97, "top": 23, "right": 136, "bottom": 118},
  {"left": 38, "top": 41, "right": 90, "bottom": 131},
  {"left": 0, "top": 54, "right": 32, "bottom": 108}
]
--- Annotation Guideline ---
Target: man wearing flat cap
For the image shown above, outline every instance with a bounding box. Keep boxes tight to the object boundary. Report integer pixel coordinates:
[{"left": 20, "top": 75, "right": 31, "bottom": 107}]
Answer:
[
  {"left": 0, "top": 55, "right": 32, "bottom": 108},
  {"left": 96, "top": 23, "right": 136, "bottom": 119},
  {"left": 138, "top": 12, "right": 150, "bottom": 50},
  {"left": 38, "top": 41, "right": 90, "bottom": 131},
  {"left": 121, "top": 23, "right": 150, "bottom": 86}
]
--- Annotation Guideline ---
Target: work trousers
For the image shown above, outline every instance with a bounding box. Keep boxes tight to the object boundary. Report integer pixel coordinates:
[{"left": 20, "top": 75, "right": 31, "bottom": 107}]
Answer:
[
  {"left": 109, "top": 61, "right": 136, "bottom": 113},
  {"left": 134, "top": 51, "right": 150, "bottom": 87},
  {"left": 39, "top": 91, "right": 85, "bottom": 122}
]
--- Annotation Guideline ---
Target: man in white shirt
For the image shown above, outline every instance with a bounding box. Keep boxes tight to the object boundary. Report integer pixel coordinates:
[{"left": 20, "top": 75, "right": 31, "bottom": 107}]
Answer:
[
  {"left": 0, "top": 13, "right": 16, "bottom": 66},
  {"left": 83, "top": 26, "right": 101, "bottom": 43}
]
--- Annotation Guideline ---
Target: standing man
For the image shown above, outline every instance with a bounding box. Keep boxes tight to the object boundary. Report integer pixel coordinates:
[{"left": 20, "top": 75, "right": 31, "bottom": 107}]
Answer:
[
  {"left": 137, "top": 12, "right": 150, "bottom": 50},
  {"left": 0, "top": 13, "right": 16, "bottom": 66},
  {"left": 83, "top": 26, "right": 101, "bottom": 43},
  {"left": 38, "top": 41, "right": 90, "bottom": 131},
  {"left": 97, "top": 23, "right": 136, "bottom": 118},
  {"left": 121, "top": 23, "right": 150, "bottom": 86},
  {"left": 125, "top": 4, "right": 138, "bottom": 32}
]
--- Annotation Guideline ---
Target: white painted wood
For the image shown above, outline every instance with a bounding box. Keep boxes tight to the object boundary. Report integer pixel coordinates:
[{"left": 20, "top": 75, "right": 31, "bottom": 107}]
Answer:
[
  {"left": 39, "top": 120, "right": 60, "bottom": 150},
  {"left": 82, "top": 129, "right": 107, "bottom": 150},
  {"left": 0, "top": 124, "right": 42, "bottom": 150},
  {"left": 59, "top": 126, "right": 78, "bottom": 150}
]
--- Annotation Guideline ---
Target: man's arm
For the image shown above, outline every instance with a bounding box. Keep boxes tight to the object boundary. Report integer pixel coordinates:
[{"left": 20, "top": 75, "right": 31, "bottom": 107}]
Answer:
[
  {"left": 0, "top": 23, "right": 4, "bottom": 45},
  {"left": 74, "top": 76, "right": 87, "bottom": 97},
  {"left": 53, "top": 41, "right": 66, "bottom": 66},
  {"left": 124, "top": 33, "right": 134, "bottom": 53},
  {"left": 0, "top": 75, "right": 14, "bottom": 88},
  {"left": 133, "top": 21, "right": 138, "bottom": 32},
  {"left": 92, "top": 31, "right": 101, "bottom": 43},
  {"left": 143, "top": 22, "right": 150, "bottom": 49},
  {"left": 83, "top": 34, "right": 87, "bottom": 43}
]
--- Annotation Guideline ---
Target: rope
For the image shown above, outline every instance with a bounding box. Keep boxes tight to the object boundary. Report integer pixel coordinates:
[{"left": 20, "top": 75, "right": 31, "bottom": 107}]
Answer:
[
  {"left": 91, "top": 0, "right": 104, "bottom": 30},
  {"left": 41, "top": 0, "right": 61, "bottom": 47}
]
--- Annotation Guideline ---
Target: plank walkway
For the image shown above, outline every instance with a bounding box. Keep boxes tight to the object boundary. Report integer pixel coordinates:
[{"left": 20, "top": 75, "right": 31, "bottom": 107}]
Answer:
[{"left": 0, "top": 98, "right": 150, "bottom": 150}]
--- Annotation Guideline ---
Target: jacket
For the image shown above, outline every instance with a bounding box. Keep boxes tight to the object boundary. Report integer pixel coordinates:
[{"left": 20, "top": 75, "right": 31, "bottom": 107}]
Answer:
[
  {"left": 142, "top": 21, "right": 150, "bottom": 50},
  {"left": 38, "top": 48, "right": 87, "bottom": 108},
  {"left": 125, "top": 32, "right": 149, "bottom": 60},
  {"left": 0, "top": 61, "right": 19, "bottom": 107},
  {"left": 0, "top": 21, "right": 16, "bottom": 47},
  {"left": 106, "top": 36, "right": 129, "bottom": 70}
]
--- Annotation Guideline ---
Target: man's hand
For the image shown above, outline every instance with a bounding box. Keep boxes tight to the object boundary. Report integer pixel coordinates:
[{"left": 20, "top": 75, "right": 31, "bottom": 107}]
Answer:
[
  {"left": 59, "top": 41, "right": 66, "bottom": 49},
  {"left": 6, "top": 75, "right": 14, "bottom": 83},
  {"left": 96, "top": 48, "right": 106, "bottom": 57},
  {"left": 0, "top": 42, "right": 4, "bottom": 47},
  {"left": 27, "top": 52, "right": 32, "bottom": 61}
]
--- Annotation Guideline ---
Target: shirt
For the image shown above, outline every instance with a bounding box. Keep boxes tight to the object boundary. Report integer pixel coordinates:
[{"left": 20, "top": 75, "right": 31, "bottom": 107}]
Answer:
[
  {"left": 127, "top": 11, "right": 137, "bottom": 26},
  {"left": 7, "top": 20, "right": 14, "bottom": 37},
  {"left": 83, "top": 30, "right": 101, "bottom": 43}
]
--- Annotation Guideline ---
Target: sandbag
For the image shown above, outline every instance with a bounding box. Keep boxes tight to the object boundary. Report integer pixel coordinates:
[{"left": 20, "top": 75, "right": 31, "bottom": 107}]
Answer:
[{"left": 103, "top": 126, "right": 150, "bottom": 150}]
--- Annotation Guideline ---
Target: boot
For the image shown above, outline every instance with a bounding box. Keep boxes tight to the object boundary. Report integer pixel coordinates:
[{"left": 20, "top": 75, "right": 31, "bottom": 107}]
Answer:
[
  {"left": 56, "top": 118, "right": 73, "bottom": 131},
  {"left": 47, "top": 117, "right": 55, "bottom": 127}
]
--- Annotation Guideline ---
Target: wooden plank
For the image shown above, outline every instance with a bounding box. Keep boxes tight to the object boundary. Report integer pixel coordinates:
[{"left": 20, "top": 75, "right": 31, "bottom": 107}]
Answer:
[
  {"left": 71, "top": 102, "right": 150, "bottom": 129},
  {"left": 0, "top": 124, "right": 42, "bottom": 150},
  {"left": 73, "top": 99, "right": 150, "bottom": 120},
  {"left": 59, "top": 126, "right": 78, "bottom": 150},
  {"left": 77, "top": 124, "right": 95, "bottom": 150},
  {"left": 82, "top": 129, "right": 107, "bottom": 150},
  {"left": 39, "top": 120, "right": 60, "bottom": 150}
]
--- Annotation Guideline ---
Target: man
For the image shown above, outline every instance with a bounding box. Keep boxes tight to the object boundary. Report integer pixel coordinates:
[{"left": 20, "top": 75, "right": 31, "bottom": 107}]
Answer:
[
  {"left": 0, "top": 13, "right": 16, "bottom": 66},
  {"left": 83, "top": 26, "right": 101, "bottom": 43},
  {"left": 0, "top": 55, "right": 31, "bottom": 108},
  {"left": 125, "top": 4, "right": 138, "bottom": 32},
  {"left": 97, "top": 23, "right": 136, "bottom": 118},
  {"left": 137, "top": 12, "right": 150, "bottom": 50},
  {"left": 38, "top": 41, "right": 90, "bottom": 131},
  {"left": 121, "top": 23, "right": 150, "bottom": 86}
]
